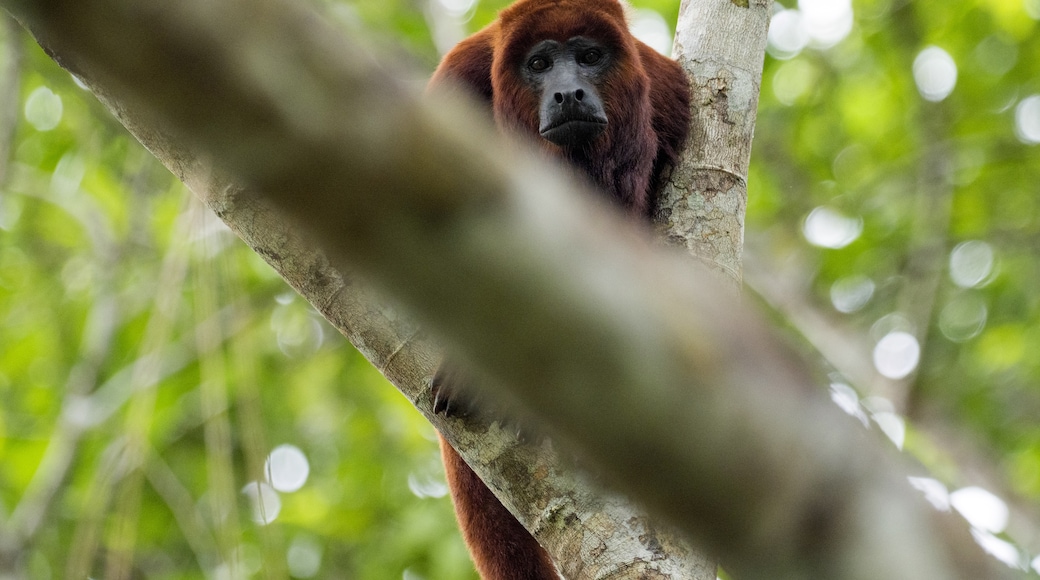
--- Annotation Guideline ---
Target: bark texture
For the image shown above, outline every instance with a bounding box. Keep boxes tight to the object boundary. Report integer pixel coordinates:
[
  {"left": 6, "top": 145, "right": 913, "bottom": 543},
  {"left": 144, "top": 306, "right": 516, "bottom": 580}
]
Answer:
[{"left": 655, "top": 0, "right": 771, "bottom": 285}]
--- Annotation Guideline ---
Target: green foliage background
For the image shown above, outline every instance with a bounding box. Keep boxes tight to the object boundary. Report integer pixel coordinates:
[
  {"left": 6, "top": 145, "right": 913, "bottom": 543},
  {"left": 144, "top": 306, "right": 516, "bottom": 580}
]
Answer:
[{"left": 0, "top": 0, "right": 1039, "bottom": 578}]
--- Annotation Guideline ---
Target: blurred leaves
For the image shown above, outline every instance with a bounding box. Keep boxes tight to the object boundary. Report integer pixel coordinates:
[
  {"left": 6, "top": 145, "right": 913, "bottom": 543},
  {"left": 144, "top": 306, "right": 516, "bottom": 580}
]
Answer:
[{"left": 751, "top": 0, "right": 1040, "bottom": 569}]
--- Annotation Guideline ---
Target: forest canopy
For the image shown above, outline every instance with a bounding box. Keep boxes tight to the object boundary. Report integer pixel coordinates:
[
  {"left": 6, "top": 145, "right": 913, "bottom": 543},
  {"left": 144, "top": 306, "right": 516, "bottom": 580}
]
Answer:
[{"left": 0, "top": 0, "right": 1039, "bottom": 578}]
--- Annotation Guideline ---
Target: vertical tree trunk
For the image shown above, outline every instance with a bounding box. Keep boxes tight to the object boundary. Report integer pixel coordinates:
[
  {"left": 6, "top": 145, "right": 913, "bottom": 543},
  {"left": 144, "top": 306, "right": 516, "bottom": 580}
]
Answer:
[{"left": 659, "top": 0, "right": 772, "bottom": 286}]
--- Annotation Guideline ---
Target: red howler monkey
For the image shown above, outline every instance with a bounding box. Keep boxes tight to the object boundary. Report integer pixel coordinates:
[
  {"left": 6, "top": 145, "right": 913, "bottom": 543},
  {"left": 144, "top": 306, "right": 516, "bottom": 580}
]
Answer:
[{"left": 428, "top": 0, "right": 691, "bottom": 578}]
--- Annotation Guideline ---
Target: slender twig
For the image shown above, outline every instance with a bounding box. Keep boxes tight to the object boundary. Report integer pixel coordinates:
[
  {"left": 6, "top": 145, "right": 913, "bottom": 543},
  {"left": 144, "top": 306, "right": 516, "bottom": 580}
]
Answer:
[
  {"left": 191, "top": 201, "right": 243, "bottom": 575},
  {"left": 144, "top": 451, "right": 219, "bottom": 572}
]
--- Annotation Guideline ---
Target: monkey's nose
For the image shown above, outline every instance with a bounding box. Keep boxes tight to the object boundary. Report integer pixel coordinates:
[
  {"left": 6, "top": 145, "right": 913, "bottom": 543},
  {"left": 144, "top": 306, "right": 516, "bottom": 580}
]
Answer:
[{"left": 553, "top": 89, "right": 585, "bottom": 104}]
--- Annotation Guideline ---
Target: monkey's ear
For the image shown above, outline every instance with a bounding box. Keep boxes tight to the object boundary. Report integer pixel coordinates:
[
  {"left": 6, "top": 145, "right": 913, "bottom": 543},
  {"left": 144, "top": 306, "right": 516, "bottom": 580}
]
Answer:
[{"left": 429, "top": 25, "right": 496, "bottom": 105}]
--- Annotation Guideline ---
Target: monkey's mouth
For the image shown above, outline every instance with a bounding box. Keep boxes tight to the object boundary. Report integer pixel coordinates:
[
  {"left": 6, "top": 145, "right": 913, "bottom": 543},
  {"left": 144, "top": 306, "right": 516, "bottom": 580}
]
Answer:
[{"left": 540, "top": 117, "right": 607, "bottom": 147}]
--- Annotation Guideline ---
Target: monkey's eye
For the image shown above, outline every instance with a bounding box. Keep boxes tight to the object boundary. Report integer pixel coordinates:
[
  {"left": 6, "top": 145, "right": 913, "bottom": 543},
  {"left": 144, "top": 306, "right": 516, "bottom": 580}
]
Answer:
[
  {"left": 528, "top": 56, "right": 551, "bottom": 72},
  {"left": 579, "top": 49, "right": 603, "bottom": 65}
]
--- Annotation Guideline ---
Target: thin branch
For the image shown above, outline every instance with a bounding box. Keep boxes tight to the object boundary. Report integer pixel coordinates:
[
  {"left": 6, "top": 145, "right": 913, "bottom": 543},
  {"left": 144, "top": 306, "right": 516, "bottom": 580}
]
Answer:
[
  {"left": 144, "top": 452, "right": 219, "bottom": 572},
  {"left": 191, "top": 201, "right": 244, "bottom": 576}
]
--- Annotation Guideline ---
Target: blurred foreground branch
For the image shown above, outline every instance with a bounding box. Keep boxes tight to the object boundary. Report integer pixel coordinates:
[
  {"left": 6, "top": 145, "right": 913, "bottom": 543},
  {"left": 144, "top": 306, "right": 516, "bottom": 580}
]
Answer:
[
  {"left": 0, "top": 12, "right": 22, "bottom": 186},
  {"left": 0, "top": 0, "right": 1012, "bottom": 577}
]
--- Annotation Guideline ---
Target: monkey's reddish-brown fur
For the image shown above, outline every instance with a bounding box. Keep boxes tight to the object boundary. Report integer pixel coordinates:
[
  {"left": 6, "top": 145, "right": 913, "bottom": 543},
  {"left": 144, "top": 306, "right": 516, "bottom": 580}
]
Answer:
[
  {"left": 430, "top": 0, "right": 691, "bottom": 577},
  {"left": 440, "top": 441, "right": 559, "bottom": 580}
]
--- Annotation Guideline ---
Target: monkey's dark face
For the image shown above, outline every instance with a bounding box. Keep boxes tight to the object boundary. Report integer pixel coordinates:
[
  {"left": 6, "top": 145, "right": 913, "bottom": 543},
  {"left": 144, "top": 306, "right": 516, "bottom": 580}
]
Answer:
[{"left": 521, "top": 36, "right": 610, "bottom": 149}]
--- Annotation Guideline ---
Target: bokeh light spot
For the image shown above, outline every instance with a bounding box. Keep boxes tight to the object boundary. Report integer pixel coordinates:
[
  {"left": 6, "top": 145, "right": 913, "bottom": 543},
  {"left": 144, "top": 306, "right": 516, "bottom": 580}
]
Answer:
[
  {"left": 803, "top": 206, "right": 862, "bottom": 249},
  {"left": 798, "top": 0, "right": 854, "bottom": 48},
  {"left": 265, "top": 444, "right": 310, "bottom": 493},
  {"left": 829, "top": 382, "right": 868, "bottom": 426},
  {"left": 271, "top": 302, "right": 325, "bottom": 358},
  {"left": 24, "top": 86, "right": 63, "bottom": 131},
  {"left": 873, "top": 331, "right": 919, "bottom": 379},
  {"left": 436, "top": 0, "right": 476, "bottom": 18},
  {"left": 949, "top": 240, "right": 995, "bottom": 288},
  {"left": 773, "top": 59, "right": 817, "bottom": 105},
  {"left": 287, "top": 536, "right": 323, "bottom": 578},
  {"left": 951, "top": 486, "right": 1009, "bottom": 533},
  {"left": 872, "top": 412, "right": 905, "bottom": 449},
  {"left": 831, "top": 275, "right": 875, "bottom": 313},
  {"left": 242, "top": 481, "right": 282, "bottom": 525},
  {"left": 1014, "top": 95, "right": 1040, "bottom": 144},
  {"left": 767, "top": 10, "right": 809, "bottom": 59},
  {"left": 908, "top": 476, "right": 951, "bottom": 511},
  {"left": 939, "top": 292, "right": 987, "bottom": 342},
  {"left": 971, "top": 530, "right": 1021, "bottom": 568},
  {"left": 913, "top": 46, "right": 957, "bottom": 102}
]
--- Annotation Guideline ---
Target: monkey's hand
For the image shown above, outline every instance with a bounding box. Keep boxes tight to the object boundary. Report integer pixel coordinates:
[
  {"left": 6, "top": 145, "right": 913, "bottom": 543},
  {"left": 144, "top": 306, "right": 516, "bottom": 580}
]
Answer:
[
  {"left": 430, "top": 362, "right": 481, "bottom": 418},
  {"left": 430, "top": 362, "right": 533, "bottom": 440}
]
